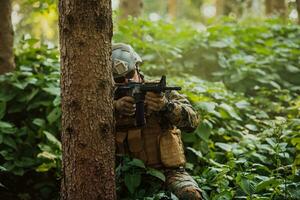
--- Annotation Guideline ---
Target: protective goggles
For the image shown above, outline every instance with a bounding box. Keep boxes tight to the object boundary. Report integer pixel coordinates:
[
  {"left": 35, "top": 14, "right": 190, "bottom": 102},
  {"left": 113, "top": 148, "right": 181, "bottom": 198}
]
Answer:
[{"left": 113, "top": 59, "right": 136, "bottom": 83}]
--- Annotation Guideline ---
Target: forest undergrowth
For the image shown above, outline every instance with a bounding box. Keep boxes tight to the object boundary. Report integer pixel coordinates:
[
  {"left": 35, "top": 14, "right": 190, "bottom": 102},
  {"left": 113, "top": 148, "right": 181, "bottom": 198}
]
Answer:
[{"left": 0, "top": 18, "right": 299, "bottom": 199}]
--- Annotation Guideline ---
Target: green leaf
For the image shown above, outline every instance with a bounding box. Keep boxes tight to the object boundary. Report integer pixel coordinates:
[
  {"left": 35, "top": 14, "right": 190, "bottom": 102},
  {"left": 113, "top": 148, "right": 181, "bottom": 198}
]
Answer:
[
  {"left": 219, "top": 103, "right": 242, "bottom": 121},
  {"left": 43, "top": 131, "right": 61, "bottom": 150},
  {"left": 37, "top": 151, "right": 58, "bottom": 160},
  {"left": 36, "top": 162, "right": 56, "bottom": 172},
  {"left": 3, "top": 136, "right": 17, "bottom": 149},
  {"left": 245, "top": 124, "right": 258, "bottom": 131},
  {"left": 0, "top": 90, "right": 16, "bottom": 101},
  {"left": 47, "top": 107, "right": 61, "bottom": 124},
  {"left": 239, "top": 177, "right": 255, "bottom": 195},
  {"left": 212, "top": 190, "right": 232, "bottom": 200},
  {"left": 53, "top": 96, "right": 61, "bottom": 106},
  {"left": 215, "top": 142, "right": 232, "bottom": 152},
  {"left": 265, "top": 138, "right": 276, "bottom": 148},
  {"left": 26, "top": 38, "right": 39, "bottom": 46},
  {"left": 210, "top": 41, "right": 229, "bottom": 48},
  {"left": 251, "top": 152, "right": 268, "bottom": 163},
  {"left": 0, "top": 166, "right": 7, "bottom": 171},
  {"left": 18, "top": 88, "right": 39, "bottom": 102},
  {"left": 196, "top": 120, "right": 211, "bottom": 142},
  {"left": 0, "top": 150, "right": 14, "bottom": 160},
  {"left": 286, "top": 65, "right": 300, "bottom": 73},
  {"left": 33, "top": 118, "right": 45, "bottom": 127},
  {"left": 187, "top": 147, "right": 203, "bottom": 158},
  {"left": 146, "top": 168, "right": 166, "bottom": 182},
  {"left": 124, "top": 173, "right": 141, "bottom": 194},
  {"left": 0, "top": 121, "right": 13, "bottom": 129},
  {"left": 0, "top": 101, "right": 6, "bottom": 120},
  {"left": 182, "top": 132, "right": 197, "bottom": 143},
  {"left": 128, "top": 158, "right": 145, "bottom": 168},
  {"left": 196, "top": 102, "right": 217, "bottom": 113},
  {"left": 12, "top": 81, "right": 28, "bottom": 90},
  {"left": 256, "top": 177, "right": 281, "bottom": 192},
  {"left": 14, "top": 157, "right": 36, "bottom": 168},
  {"left": 235, "top": 100, "right": 250, "bottom": 109},
  {"left": 0, "top": 121, "right": 17, "bottom": 134},
  {"left": 43, "top": 87, "right": 60, "bottom": 96}
]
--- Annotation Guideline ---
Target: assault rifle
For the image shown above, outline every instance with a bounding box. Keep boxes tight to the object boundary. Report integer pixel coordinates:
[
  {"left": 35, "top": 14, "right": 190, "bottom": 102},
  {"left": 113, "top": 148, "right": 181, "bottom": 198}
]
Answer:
[{"left": 115, "top": 75, "right": 181, "bottom": 127}]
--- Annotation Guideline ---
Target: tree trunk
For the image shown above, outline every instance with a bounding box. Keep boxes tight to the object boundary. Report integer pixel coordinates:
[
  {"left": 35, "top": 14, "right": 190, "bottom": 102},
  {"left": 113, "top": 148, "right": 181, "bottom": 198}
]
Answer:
[
  {"left": 0, "top": 0, "right": 15, "bottom": 75},
  {"left": 119, "top": 0, "right": 143, "bottom": 19},
  {"left": 216, "top": 0, "right": 225, "bottom": 15},
  {"left": 265, "top": 0, "right": 286, "bottom": 18},
  {"left": 251, "top": 0, "right": 262, "bottom": 16},
  {"left": 59, "top": 0, "right": 115, "bottom": 199},
  {"left": 216, "top": 0, "right": 240, "bottom": 16},
  {"left": 272, "top": 0, "right": 286, "bottom": 17},
  {"left": 168, "top": 0, "right": 177, "bottom": 20},
  {"left": 296, "top": 0, "right": 300, "bottom": 24},
  {"left": 265, "top": 0, "right": 272, "bottom": 15}
]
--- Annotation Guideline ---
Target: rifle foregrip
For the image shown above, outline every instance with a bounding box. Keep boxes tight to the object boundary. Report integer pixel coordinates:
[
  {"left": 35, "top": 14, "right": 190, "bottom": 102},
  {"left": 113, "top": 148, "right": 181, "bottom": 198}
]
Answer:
[{"left": 135, "top": 101, "right": 145, "bottom": 127}]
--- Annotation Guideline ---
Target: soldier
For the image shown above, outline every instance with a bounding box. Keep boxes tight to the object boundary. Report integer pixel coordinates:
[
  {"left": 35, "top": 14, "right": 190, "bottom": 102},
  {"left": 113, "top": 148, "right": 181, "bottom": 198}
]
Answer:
[{"left": 113, "top": 43, "right": 202, "bottom": 200}]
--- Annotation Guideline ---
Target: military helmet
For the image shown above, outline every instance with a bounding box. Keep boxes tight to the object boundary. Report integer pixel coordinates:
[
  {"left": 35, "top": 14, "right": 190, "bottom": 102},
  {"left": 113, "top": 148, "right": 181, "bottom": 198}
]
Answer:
[{"left": 112, "top": 43, "right": 142, "bottom": 78}]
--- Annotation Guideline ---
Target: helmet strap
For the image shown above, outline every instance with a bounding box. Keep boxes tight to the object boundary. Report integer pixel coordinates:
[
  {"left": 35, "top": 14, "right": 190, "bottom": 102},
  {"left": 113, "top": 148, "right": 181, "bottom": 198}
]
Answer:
[{"left": 135, "top": 64, "right": 144, "bottom": 82}]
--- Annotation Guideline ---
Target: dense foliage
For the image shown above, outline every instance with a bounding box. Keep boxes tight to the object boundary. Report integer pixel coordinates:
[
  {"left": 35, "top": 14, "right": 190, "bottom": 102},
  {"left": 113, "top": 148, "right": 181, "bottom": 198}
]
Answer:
[
  {"left": 0, "top": 39, "right": 61, "bottom": 199},
  {"left": 1, "top": 18, "right": 300, "bottom": 199},
  {"left": 114, "top": 18, "right": 300, "bottom": 199}
]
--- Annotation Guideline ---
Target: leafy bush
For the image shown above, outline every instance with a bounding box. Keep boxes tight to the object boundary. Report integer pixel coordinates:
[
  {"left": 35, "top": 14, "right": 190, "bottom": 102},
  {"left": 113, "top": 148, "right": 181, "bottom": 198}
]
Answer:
[
  {"left": 0, "top": 39, "right": 61, "bottom": 199},
  {"left": 114, "top": 18, "right": 300, "bottom": 93},
  {"left": 114, "top": 17, "right": 300, "bottom": 199},
  {"left": 0, "top": 18, "right": 299, "bottom": 199}
]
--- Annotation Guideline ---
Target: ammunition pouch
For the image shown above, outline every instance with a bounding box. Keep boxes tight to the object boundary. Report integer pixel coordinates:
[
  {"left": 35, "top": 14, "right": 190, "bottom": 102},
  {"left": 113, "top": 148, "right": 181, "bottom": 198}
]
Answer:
[
  {"left": 115, "top": 116, "right": 186, "bottom": 168},
  {"left": 159, "top": 128, "right": 186, "bottom": 168},
  {"left": 127, "top": 128, "right": 147, "bottom": 162},
  {"left": 116, "top": 131, "right": 127, "bottom": 155}
]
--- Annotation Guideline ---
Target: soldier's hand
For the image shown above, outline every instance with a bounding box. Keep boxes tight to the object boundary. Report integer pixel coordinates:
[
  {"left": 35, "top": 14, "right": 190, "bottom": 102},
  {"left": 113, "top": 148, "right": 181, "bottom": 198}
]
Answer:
[
  {"left": 114, "top": 96, "right": 136, "bottom": 116},
  {"left": 145, "top": 92, "right": 167, "bottom": 112}
]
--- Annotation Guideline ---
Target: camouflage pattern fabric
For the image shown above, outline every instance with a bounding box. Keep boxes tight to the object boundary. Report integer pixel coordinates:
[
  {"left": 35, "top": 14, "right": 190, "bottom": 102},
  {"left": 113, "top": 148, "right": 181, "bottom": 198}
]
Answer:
[
  {"left": 165, "top": 168, "right": 202, "bottom": 200},
  {"left": 161, "top": 90, "right": 199, "bottom": 132},
  {"left": 160, "top": 91, "right": 201, "bottom": 199},
  {"left": 114, "top": 81, "right": 202, "bottom": 198}
]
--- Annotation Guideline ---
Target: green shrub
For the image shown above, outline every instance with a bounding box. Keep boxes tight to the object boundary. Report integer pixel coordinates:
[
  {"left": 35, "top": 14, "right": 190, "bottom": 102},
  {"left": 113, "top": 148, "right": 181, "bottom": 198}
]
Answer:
[{"left": 0, "top": 39, "right": 61, "bottom": 199}]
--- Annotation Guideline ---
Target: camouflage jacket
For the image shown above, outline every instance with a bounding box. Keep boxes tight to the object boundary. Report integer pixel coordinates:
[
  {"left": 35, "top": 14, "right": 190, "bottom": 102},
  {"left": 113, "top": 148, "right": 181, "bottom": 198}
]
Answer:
[
  {"left": 114, "top": 85, "right": 199, "bottom": 167},
  {"left": 114, "top": 89, "right": 199, "bottom": 132},
  {"left": 159, "top": 90, "right": 199, "bottom": 132}
]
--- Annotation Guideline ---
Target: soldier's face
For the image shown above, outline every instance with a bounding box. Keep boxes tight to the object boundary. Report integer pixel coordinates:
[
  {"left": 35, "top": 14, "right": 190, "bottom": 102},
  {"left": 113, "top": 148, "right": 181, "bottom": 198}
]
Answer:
[
  {"left": 124, "top": 70, "right": 142, "bottom": 83},
  {"left": 114, "top": 69, "right": 142, "bottom": 84}
]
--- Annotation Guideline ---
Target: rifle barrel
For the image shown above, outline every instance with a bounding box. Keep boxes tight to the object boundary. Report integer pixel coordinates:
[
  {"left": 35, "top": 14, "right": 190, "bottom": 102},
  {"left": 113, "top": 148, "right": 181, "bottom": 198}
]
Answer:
[{"left": 165, "top": 86, "right": 181, "bottom": 91}]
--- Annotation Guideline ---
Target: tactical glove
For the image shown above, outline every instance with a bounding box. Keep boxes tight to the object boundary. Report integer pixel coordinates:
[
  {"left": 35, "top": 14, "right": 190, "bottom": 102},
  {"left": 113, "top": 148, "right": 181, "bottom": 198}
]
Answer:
[
  {"left": 114, "top": 96, "right": 136, "bottom": 116},
  {"left": 145, "top": 92, "right": 168, "bottom": 112}
]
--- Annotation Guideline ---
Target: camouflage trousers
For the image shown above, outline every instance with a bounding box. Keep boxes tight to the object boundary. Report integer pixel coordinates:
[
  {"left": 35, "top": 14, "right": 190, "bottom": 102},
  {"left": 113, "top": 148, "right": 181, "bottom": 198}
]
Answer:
[{"left": 165, "top": 168, "right": 202, "bottom": 200}]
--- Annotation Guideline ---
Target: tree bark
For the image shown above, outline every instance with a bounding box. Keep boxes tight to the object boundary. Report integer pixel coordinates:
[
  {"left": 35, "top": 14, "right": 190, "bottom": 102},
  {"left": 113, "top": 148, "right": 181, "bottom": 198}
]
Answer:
[
  {"left": 272, "top": 0, "right": 286, "bottom": 17},
  {"left": 265, "top": 0, "right": 272, "bottom": 15},
  {"left": 265, "top": 0, "right": 286, "bottom": 18},
  {"left": 168, "top": 0, "right": 177, "bottom": 20},
  {"left": 59, "top": 0, "right": 115, "bottom": 199},
  {"left": 119, "top": 0, "right": 143, "bottom": 19},
  {"left": 216, "top": 0, "right": 225, "bottom": 15},
  {"left": 296, "top": 0, "right": 300, "bottom": 24},
  {"left": 0, "top": 0, "right": 15, "bottom": 75},
  {"left": 215, "top": 0, "right": 240, "bottom": 16}
]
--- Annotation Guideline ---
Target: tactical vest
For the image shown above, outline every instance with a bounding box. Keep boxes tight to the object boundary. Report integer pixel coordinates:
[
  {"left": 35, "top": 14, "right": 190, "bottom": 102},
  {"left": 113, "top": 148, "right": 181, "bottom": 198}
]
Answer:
[{"left": 115, "top": 113, "right": 186, "bottom": 168}]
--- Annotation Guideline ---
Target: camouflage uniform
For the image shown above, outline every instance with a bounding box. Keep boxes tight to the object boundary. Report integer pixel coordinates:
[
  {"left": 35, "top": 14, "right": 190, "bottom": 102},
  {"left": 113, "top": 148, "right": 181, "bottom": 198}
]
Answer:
[
  {"left": 115, "top": 90, "right": 202, "bottom": 200},
  {"left": 113, "top": 43, "right": 202, "bottom": 199},
  {"left": 161, "top": 90, "right": 199, "bottom": 132}
]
